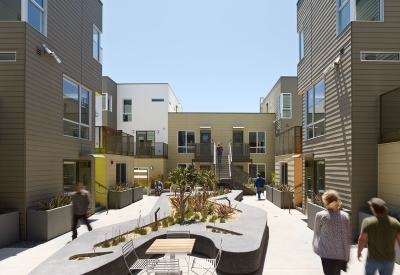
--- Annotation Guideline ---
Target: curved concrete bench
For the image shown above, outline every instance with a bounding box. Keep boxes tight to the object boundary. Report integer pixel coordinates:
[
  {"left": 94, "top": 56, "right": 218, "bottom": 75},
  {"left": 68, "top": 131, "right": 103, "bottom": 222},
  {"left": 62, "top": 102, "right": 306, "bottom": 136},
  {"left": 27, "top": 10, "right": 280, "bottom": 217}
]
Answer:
[{"left": 29, "top": 191, "right": 268, "bottom": 275}]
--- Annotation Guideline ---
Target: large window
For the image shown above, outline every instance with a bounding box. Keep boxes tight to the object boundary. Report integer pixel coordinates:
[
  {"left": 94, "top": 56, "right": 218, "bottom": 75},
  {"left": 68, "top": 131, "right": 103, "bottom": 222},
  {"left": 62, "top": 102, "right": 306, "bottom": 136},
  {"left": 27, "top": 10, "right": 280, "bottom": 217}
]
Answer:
[
  {"left": 306, "top": 79, "right": 325, "bottom": 139},
  {"left": 123, "top": 99, "right": 132, "bottom": 122},
  {"left": 102, "top": 93, "right": 112, "bottom": 111},
  {"left": 278, "top": 93, "right": 292, "bottom": 119},
  {"left": 63, "top": 77, "right": 90, "bottom": 140},
  {"left": 249, "top": 131, "right": 266, "bottom": 153},
  {"left": 248, "top": 164, "right": 266, "bottom": 179},
  {"left": 279, "top": 162, "right": 288, "bottom": 184},
  {"left": 337, "top": 0, "right": 383, "bottom": 34},
  {"left": 93, "top": 26, "right": 101, "bottom": 62},
  {"left": 299, "top": 30, "right": 304, "bottom": 61},
  {"left": 116, "top": 163, "right": 127, "bottom": 184},
  {"left": 27, "top": 0, "right": 46, "bottom": 34},
  {"left": 178, "top": 131, "right": 195, "bottom": 153}
]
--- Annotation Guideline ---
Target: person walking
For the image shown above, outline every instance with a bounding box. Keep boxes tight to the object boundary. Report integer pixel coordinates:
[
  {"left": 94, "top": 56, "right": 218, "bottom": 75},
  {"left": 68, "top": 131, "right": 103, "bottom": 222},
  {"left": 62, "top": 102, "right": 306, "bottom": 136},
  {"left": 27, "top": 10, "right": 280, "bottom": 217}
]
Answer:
[
  {"left": 313, "top": 190, "right": 351, "bottom": 275},
  {"left": 254, "top": 173, "right": 265, "bottom": 200},
  {"left": 71, "top": 182, "right": 92, "bottom": 240},
  {"left": 216, "top": 142, "right": 223, "bottom": 165},
  {"left": 357, "top": 198, "right": 400, "bottom": 275}
]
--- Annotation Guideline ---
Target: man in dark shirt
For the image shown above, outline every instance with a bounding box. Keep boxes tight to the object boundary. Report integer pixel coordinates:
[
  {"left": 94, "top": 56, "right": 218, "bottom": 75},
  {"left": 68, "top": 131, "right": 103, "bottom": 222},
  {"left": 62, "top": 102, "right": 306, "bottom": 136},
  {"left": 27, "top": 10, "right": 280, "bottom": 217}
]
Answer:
[
  {"left": 254, "top": 173, "right": 265, "bottom": 200},
  {"left": 71, "top": 182, "right": 92, "bottom": 240},
  {"left": 358, "top": 198, "right": 400, "bottom": 275}
]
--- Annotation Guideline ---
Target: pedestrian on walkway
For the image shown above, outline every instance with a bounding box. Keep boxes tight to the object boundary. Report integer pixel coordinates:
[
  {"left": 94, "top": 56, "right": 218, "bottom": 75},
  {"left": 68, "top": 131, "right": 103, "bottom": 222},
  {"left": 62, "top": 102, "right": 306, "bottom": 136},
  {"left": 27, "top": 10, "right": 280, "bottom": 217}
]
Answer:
[
  {"left": 216, "top": 142, "right": 223, "bottom": 164},
  {"left": 254, "top": 173, "right": 265, "bottom": 200},
  {"left": 313, "top": 190, "right": 351, "bottom": 275},
  {"left": 357, "top": 197, "right": 400, "bottom": 275},
  {"left": 71, "top": 182, "right": 92, "bottom": 240}
]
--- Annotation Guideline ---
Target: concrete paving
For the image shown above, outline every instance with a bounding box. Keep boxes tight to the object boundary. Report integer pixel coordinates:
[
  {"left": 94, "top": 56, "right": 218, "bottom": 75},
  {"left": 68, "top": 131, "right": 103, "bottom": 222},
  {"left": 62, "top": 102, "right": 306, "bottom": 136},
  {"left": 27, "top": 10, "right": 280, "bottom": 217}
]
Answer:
[{"left": 0, "top": 193, "right": 399, "bottom": 275}]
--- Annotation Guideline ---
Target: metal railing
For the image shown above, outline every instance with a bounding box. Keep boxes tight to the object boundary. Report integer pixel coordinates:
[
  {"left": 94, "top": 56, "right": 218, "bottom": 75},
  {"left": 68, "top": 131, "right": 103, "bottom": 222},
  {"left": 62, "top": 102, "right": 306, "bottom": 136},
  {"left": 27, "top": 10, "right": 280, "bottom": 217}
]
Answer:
[
  {"left": 134, "top": 142, "right": 168, "bottom": 158},
  {"left": 193, "top": 143, "right": 214, "bottom": 161},
  {"left": 275, "top": 126, "right": 302, "bottom": 156},
  {"left": 380, "top": 87, "right": 400, "bottom": 143},
  {"left": 95, "top": 126, "right": 134, "bottom": 156},
  {"left": 230, "top": 143, "right": 251, "bottom": 162}
]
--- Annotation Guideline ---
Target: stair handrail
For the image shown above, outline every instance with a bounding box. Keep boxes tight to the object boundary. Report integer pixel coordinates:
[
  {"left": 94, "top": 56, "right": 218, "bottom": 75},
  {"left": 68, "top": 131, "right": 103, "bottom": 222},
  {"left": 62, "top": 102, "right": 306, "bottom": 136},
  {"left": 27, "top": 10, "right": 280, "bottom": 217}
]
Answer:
[
  {"left": 213, "top": 143, "right": 216, "bottom": 165},
  {"left": 96, "top": 181, "right": 109, "bottom": 191},
  {"left": 228, "top": 143, "right": 232, "bottom": 177},
  {"left": 95, "top": 181, "right": 109, "bottom": 214}
]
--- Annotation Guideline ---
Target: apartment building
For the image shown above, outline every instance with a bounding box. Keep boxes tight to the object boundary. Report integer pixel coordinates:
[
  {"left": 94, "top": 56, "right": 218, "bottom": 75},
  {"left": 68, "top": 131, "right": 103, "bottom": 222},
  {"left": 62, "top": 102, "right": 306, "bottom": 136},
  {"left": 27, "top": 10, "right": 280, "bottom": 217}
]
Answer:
[
  {"left": 261, "top": 77, "right": 303, "bottom": 206},
  {"left": 0, "top": 0, "right": 103, "bottom": 239},
  {"left": 297, "top": 0, "right": 400, "bottom": 236}
]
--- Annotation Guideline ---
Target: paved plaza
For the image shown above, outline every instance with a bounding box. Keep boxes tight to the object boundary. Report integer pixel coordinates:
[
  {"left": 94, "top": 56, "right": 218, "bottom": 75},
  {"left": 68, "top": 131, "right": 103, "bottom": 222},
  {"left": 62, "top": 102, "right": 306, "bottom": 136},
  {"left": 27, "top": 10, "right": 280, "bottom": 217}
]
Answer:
[{"left": 0, "top": 194, "right": 399, "bottom": 275}]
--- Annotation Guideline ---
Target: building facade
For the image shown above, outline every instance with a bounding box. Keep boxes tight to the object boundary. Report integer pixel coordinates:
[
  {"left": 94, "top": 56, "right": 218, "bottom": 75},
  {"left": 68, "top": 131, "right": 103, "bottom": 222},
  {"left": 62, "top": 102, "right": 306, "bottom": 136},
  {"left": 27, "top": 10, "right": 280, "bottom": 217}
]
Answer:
[
  {"left": 0, "top": 0, "right": 103, "bottom": 239},
  {"left": 297, "top": 0, "right": 400, "bottom": 236}
]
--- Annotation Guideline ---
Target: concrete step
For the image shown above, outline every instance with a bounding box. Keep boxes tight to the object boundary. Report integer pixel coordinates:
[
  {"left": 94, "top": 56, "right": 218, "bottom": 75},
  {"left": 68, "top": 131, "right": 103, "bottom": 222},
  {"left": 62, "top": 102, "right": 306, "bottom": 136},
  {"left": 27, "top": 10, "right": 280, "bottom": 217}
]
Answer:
[{"left": 95, "top": 202, "right": 105, "bottom": 213}]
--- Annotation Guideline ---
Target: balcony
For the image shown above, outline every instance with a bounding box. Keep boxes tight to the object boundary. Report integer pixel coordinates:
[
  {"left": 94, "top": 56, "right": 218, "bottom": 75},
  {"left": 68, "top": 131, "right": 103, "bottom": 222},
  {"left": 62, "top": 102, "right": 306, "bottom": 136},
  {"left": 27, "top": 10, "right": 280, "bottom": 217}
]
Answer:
[
  {"left": 380, "top": 87, "right": 400, "bottom": 144},
  {"left": 95, "top": 126, "right": 134, "bottom": 156},
  {"left": 275, "top": 126, "right": 302, "bottom": 156},
  {"left": 231, "top": 143, "right": 251, "bottom": 162},
  {"left": 193, "top": 143, "right": 214, "bottom": 162},
  {"left": 134, "top": 142, "right": 168, "bottom": 158}
]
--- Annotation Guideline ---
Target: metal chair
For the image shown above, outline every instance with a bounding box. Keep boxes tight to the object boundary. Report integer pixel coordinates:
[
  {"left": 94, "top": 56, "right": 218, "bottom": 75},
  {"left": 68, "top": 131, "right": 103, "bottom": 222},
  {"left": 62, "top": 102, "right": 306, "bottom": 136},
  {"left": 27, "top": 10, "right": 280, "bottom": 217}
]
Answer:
[
  {"left": 122, "top": 239, "right": 159, "bottom": 275},
  {"left": 191, "top": 239, "right": 223, "bottom": 275},
  {"left": 166, "top": 230, "right": 190, "bottom": 239}
]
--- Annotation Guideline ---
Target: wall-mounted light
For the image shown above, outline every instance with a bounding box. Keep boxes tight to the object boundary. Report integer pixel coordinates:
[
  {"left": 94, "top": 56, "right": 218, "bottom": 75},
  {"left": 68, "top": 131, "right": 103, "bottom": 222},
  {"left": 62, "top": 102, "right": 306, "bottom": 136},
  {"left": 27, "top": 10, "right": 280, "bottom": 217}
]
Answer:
[
  {"left": 232, "top": 126, "right": 244, "bottom": 129},
  {"left": 200, "top": 126, "right": 211, "bottom": 129},
  {"left": 150, "top": 166, "right": 153, "bottom": 170},
  {"left": 131, "top": 130, "right": 135, "bottom": 133},
  {"left": 156, "top": 130, "right": 159, "bottom": 134},
  {"left": 111, "top": 160, "right": 114, "bottom": 164},
  {"left": 42, "top": 44, "right": 61, "bottom": 63}
]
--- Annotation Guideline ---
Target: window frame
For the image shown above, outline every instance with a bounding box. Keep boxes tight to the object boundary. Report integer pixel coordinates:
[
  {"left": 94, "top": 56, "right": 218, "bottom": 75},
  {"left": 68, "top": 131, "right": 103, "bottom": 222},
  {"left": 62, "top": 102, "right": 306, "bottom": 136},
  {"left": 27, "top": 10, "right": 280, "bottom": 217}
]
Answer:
[
  {"left": 360, "top": 51, "right": 400, "bottom": 62},
  {"left": 116, "top": 163, "right": 127, "bottom": 184},
  {"left": 177, "top": 130, "right": 195, "bottom": 154},
  {"left": 102, "top": 93, "right": 112, "bottom": 111},
  {"left": 22, "top": 0, "right": 47, "bottom": 35},
  {"left": 122, "top": 98, "right": 132, "bottom": 122},
  {"left": 248, "top": 163, "right": 266, "bottom": 179},
  {"left": 299, "top": 30, "right": 304, "bottom": 61},
  {"left": 0, "top": 51, "right": 17, "bottom": 62},
  {"left": 152, "top": 98, "right": 165, "bottom": 102},
  {"left": 278, "top": 93, "right": 292, "bottom": 119},
  {"left": 248, "top": 131, "right": 266, "bottom": 154},
  {"left": 305, "top": 79, "right": 325, "bottom": 140},
  {"left": 62, "top": 75, "right": 91, "bottom": 140},
  {"left": 93, "top": 24, "right": 102, "bottom": 63}
]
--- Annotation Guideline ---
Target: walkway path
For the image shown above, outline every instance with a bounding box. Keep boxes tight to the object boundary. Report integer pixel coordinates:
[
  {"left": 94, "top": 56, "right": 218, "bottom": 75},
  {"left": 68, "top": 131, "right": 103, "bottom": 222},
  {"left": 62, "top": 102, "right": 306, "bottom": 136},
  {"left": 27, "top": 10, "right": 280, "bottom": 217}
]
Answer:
[{"left": 0, "top": 194, "right": 399, "bottom": 275}]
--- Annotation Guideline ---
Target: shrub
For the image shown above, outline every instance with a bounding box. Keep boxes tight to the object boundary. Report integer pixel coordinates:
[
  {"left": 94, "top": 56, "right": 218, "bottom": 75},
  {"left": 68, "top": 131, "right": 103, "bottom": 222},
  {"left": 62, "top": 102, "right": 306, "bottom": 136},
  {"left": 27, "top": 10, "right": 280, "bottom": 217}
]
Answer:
[
  {"left": 162, "top": 219, "right": 169, "bottom": 228},
  {"left": 38, "top": 194, "right": 72, "bottom": 210},
  {"left": 273, "top": 184, "right": 293, "bottom": 192},
  {"left": 220, "top": 218, "right": 226, "bottom": 223},
  {"left": 193, "top": 213, "right": 200, "bottom": 220},
  {"left": 209, "top": 215, "right": 218, "bottom": 223},
  {"left": 214, "top": 203, "right": 236, "bottom": 219},
  {"left": 133, "top": 227, "right": 147, "bottom": 235}
]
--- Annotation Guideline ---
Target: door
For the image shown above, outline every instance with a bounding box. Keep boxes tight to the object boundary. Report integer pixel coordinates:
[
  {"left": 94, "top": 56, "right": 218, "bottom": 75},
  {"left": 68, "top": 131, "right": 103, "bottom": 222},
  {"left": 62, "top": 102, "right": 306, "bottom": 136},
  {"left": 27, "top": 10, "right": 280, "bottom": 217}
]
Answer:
[
  {"left": 232, "top": 130, "right": 243, "bottom": 157},
  {"left": 78, "top": 161, "right": 91, "bottom": 191},
  {"left": 200, "top": 130, "right": 211, "bottom": 157},
  {"left": 136, "top": 131, "right": 155, "bottom": 155}
]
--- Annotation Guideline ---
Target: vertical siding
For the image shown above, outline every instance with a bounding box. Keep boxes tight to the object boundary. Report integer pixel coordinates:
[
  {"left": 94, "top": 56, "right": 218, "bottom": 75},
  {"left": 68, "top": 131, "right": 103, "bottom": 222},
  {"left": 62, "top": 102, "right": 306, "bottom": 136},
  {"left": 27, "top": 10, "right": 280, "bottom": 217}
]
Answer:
[
  {"left": 0, "top": 23, "right": 26, "bottom": 239},
  {"left": 351, "top": 0, "right": 400, "bottom": 217},
  {"left": 297, "top": 0, "right": 354, "bottom": 233},
  {"left": 102, "top": 76, "right": 118, "bottom": 129}
]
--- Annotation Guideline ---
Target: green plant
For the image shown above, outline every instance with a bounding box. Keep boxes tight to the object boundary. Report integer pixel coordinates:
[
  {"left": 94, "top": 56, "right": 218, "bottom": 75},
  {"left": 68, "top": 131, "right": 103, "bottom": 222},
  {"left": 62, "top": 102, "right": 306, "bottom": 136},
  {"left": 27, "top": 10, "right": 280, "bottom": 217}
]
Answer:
[
  {"left": 273, "top": 184, "right": 293, "bottom": 192},
  {"left": 212, "top": 228, "right": 217, "bottom": 233},
  {"left": 167, "top": 216, "right": 175, "bottom": 226},
  {"left": 270, "top": 172, "right": 275, "bottom": 186},
  {"left": 193, "top": 213, "right": 200, "bottom": 220},
  {"left": 184, "top": 210, "right": 194, "bottom": 219},
  {"left": 162, "top": 219, "right": 169, "bottom": 228},
  {"left": 200, "top": 217, "right": 207, "bottom": 222},
  {"left": 109, "top": 184, "right": 130, "bottom": 191},
  {"left": 38, "top": 194, "right": 72, "bottom": 210},
  {"left": 151, "top": 222, "right": 160, "bottom": 232},
  {"left": 133, "top": 227, "right": 147, "bottom": 235},
  {"left": 209, "top": 215, "right": 218, "bottom": 223},
  {"left": 220, "top": 218, "right": 226, "bottom": 223},
  {"left": 214, "top": 203, "right": 236, "bottom": 219}
]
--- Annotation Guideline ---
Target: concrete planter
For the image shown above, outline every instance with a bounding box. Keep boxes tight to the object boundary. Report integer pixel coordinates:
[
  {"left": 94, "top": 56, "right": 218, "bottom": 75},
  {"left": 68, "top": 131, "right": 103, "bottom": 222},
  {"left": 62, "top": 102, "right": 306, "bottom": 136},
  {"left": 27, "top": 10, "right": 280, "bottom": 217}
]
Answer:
[
  {"left": 108, "top": 189, "right": 133, "bottom": 209},
  {"left": 272, "top": 189, "right": 293, "bottom": 209},
  {"left": 307, "top": 202, "right": 326, "bottom": 230},
  {"left": 27, "top": 204, "right": 73, "bottom": 241},
  {"left": 0, "top": 211, "right": 19, "bottom": 247},
  {"left": 266, "top": 185, "right": 273, "bottom": 202},
  {"left": 132, "top": 187, "right": 143, "bottom": 203}
]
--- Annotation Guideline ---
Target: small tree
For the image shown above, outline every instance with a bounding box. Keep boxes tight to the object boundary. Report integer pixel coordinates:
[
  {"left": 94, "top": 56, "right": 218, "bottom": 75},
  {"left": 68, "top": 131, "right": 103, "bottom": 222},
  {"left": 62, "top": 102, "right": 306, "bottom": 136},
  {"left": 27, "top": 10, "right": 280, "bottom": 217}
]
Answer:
[
  {"left": 198, "top": 169, "right": 219, "bottom": 203},
  {"left": 168, "top": 165, "right": 199, "bottom": 222}
]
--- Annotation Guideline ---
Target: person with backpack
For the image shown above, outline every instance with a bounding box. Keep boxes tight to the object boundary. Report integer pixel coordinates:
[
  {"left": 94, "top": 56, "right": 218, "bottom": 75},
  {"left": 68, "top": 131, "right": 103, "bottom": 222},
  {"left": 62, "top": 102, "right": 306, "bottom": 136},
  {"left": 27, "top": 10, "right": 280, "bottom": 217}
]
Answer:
[{"left": 216, "top": 142, "right": 223, "bottom": 165}]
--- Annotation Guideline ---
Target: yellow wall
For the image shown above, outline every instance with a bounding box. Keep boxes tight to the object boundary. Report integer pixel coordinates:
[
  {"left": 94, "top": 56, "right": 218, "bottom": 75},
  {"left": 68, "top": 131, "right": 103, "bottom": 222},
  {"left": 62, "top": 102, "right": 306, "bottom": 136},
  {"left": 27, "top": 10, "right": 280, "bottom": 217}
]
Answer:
[
  {"left": 95, "top": 154, "right": 135, "bottom": 206},
  {"left": 168, "top": 112, "right": 275, "bottom": 176},
  {"left": 378, "top": 142, "right": 400, "bottom": 212},
  {"left": 275, "top": 155, "right": 303, "bottom": 206},
  {"left": 134, "top": 158, "right": 167, "bottom": 186}
]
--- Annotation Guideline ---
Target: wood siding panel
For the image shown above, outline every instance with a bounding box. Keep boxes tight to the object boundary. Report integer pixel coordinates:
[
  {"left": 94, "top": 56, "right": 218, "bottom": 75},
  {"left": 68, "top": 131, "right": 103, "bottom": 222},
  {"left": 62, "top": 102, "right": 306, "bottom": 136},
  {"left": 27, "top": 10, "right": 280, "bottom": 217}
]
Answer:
[{"left": 102, "top": 76, "right": 118, "bottom": 129}]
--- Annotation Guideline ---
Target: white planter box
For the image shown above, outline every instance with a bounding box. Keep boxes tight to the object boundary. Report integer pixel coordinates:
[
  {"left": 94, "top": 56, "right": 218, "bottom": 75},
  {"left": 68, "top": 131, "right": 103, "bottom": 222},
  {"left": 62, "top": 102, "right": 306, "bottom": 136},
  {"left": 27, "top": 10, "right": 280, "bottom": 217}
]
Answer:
[
  {"left": 0, "top": 211, "right": 19, "bottom": 247},
  {"left": 307, "top": 202, "right": 326, "bottom": 230}
]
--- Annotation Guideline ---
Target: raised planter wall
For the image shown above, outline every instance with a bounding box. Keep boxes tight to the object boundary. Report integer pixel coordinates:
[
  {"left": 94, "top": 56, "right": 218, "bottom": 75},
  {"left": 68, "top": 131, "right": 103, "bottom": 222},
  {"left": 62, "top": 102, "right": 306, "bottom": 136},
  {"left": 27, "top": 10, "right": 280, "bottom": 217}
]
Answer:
[
  {"left": 0, "top": 211, "right": 19, "bottom": 247},
  {"left": 266, "top": 185, "right": 273, "bottom": 202},
  {"left": 27, "top": 204, "right": 73, "bottom": 241},
  {"left": 132, "top": 187, "right": 143, "bottom": 202},
  {"left": 272, "top": 189, "right": 293, "bottom": 209},
  {"left": 108, "top": 189, "right": 133, "bottom": 209},
  {"left": 307, "top": 202, "right": 325, "bottom": 230}
]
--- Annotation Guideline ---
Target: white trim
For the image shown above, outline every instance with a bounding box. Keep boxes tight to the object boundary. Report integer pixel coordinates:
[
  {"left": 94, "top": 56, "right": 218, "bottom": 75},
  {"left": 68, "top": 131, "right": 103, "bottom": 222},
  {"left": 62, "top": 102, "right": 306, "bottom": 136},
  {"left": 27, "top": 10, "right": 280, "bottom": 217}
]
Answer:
[
  {"left": 93, "top": 24, "right": 101, "bottom": 62},
  {"left": 122, "top": 98, "right": 132, "bottom": 122},
  {"left": 200, "top": 126, "right": 211, "bottom": 129},
  {"left": 0, "top": 51, "right": 17, "bottom": 62},
  {"left": 248, "top": 131, "right": 266, "bottom": 154},
  {"left": 278, "top": 93, "right": 292, "bottom": 119},
  {"left": 177, "top": 130, "right": 195, "bottom": 154},
  {"left": 232, "top": 126, "right": 244, "bottom": 129},
  {"left": 305, "top": 79, "right": 325, "bottom": 140},
  {"left": 299, "top": 30, "right": 304, "bottom": 61}
]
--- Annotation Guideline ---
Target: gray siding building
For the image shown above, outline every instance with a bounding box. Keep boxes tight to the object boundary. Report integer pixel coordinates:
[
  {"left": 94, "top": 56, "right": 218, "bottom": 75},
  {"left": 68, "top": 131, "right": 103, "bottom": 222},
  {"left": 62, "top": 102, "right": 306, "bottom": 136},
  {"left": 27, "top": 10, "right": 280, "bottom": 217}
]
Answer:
[
  {"left": 0, "top": 0, "right": 103, "bottom": 239},
  {"left": 297, "top": 0, "right": 400, "bottom": 236}
]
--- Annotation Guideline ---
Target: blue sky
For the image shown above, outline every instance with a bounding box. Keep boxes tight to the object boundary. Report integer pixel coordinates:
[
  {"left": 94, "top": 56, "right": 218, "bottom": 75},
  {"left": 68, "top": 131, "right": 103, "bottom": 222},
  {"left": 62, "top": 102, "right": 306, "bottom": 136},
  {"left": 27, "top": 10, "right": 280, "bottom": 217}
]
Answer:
[{"left": 102, "top": 1, "right": 298, "bottom": 112}]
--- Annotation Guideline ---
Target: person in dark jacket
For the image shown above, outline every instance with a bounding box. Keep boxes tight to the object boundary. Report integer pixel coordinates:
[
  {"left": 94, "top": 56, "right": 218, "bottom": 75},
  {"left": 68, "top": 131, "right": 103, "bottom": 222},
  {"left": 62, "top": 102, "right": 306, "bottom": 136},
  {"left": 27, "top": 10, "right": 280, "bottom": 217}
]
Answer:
[
  {"left": 254, "top": 173, "right": 265, "bottom": 200},
  {"left": 71, "top": 182, "right": 92, "bottom": 240}
]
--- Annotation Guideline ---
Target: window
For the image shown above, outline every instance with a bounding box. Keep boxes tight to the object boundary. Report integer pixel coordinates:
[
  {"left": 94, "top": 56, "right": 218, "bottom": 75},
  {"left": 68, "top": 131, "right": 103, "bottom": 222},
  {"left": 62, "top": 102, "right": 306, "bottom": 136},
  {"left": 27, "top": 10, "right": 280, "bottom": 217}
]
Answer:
[
  {"left": 248, "top": 164, "right": 266, "bottom": 179},
  {"left": 361, "top": 52, "right": 400, "bottom": 62},
  {"left": 278, "top": 93, "right": 292, "bottom": 119},
  {"left": 116, "top": 163, "right": 127, "bottom": 184},
  {"left": 178, "top": 130, "right": 195, "bottom": 153},
  {"left": 279, "top": 162, "right": 288, "bottom": 184},
  {"left": 315, "top": 160, "right": 325, "bottom": 194},
  {"left": 152, "top": 98, "right": 164, "bottom": 102},
  {"left": 178, "top": 163, "right": 192, "bottom": 168},
  {"left": 63, "top": 77, "right": 91, "bottom": 140},
  {"left": 249, "top": 131, "right": 266, "bottom": 153},
  {"left": 102, "top": 93, "right": 112, "bottom": 111},
  {"left": 0, "top": 51, "right": 16, "bottom": 62},
  {"left": 27, "top": 0, "right": 46, "bottom": 34},
  {"left": 93, "top": 26, "right": 101, "bottom": 62},
  {"left": 123, "top": 99, "right": 132, "bottom": 122},
  {"left": 0, "top": 0, "right": 21, "bottom": 21},
  {"left": 299, "top": 30, "right": 304, "bottom": 61},
  {"left": 337, "top": 0, "right": 383, "bottom": 34},
  {"left": 306, "top": 79, "right": 325, "bottom": 139}
]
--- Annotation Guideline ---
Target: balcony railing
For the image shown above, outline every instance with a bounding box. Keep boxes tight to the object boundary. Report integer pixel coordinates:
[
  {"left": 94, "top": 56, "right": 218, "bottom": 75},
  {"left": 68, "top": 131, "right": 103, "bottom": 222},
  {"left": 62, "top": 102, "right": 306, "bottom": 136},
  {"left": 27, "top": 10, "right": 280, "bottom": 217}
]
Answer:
[
  {"left": 380, "top": 87, "right": 400, "bottom": 143},
  {"left": 134, "top": 142, "right": 168, "bottom": 158},
  {"left": 95, "top": 126, "right": 134, "bottom": 156},
  {"left": 193, "top": 143, "right": 214, "bottom": 161},
  {"left": 275, "top": 126, "right": 302, "bottom": 156},
  {"left": 231, "top": 143, "right": 251, "bottom": 162}
]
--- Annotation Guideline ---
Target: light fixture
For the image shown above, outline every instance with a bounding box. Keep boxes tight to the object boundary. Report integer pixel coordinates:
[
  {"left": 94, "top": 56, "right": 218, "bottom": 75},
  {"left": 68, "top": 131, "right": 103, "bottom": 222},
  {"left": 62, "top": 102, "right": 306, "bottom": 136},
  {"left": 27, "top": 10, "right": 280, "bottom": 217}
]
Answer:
[
  {"left": 232, "top": 126, "right": 244, "bottom": 129},
  {"left": 150, "top": 166, "right": 153, "bottom": 170},
  {"left": 297, "top": 91, "right": 304, "bottom": 96},
  {"left": 42, "top": 44, "right": 61, "bottom": 63},
  {"left": 156, "top": 130, "right": 159, "bottom": 134},
  {"left": 200, "top": 126, "right": 211, "bottom": 129}
]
